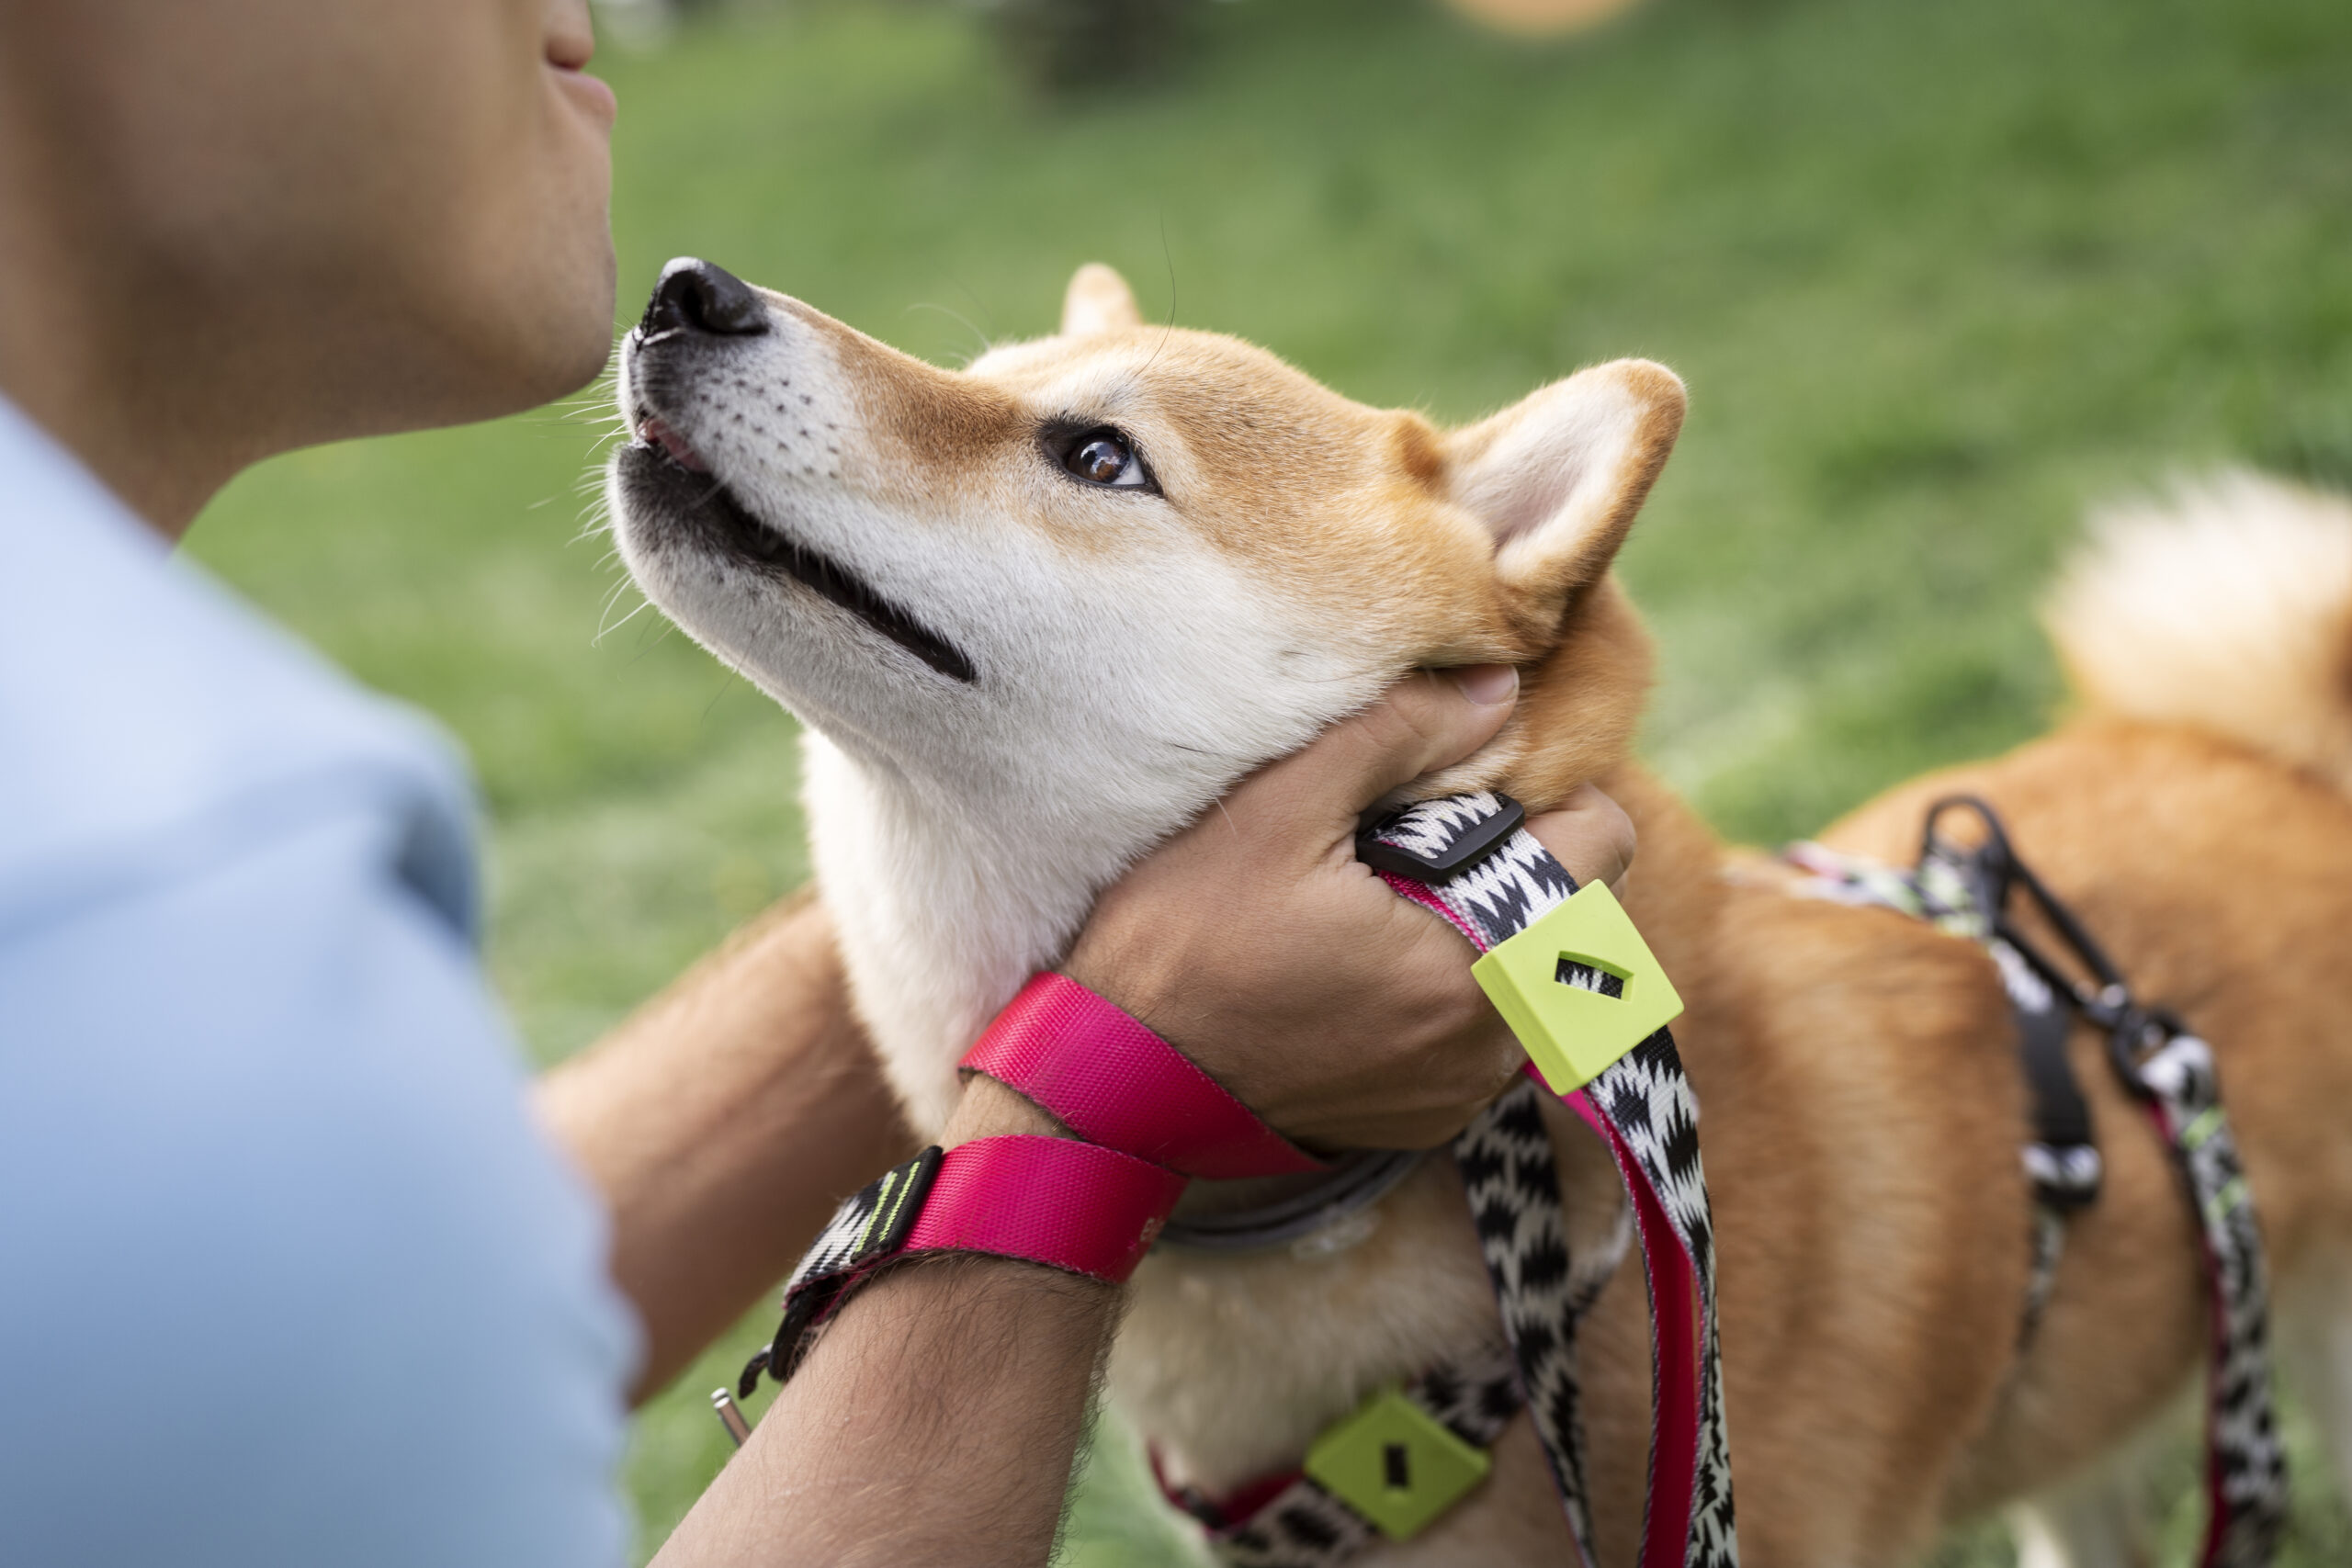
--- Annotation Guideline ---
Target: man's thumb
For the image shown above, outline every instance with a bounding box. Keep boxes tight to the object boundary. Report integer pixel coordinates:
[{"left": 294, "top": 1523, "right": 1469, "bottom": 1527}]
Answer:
[{"left": 1280, "top": 665, "right": 1520, "bottom": 822}]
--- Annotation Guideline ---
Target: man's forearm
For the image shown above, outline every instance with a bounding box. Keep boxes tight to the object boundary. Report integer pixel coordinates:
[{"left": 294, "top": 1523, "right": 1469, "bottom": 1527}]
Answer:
[
  {"left": 654, "top": 1258, "right": 1117, "bottom": 1568},
  {"left": 536, "top": 895, "right": 915, "bottom": 1401},
  {"left": 652, "top": 1078, "right": 1117, "bottom": 1568}
]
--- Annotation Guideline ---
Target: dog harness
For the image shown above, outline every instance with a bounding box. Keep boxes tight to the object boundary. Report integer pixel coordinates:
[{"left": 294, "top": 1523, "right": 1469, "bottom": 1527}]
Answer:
[
  {"left": 1788, "top": 796, "right": 2288, "bottom": 1568},
  {"left": 738, "top": 791, "right": 1738, "bottom": 1568}
]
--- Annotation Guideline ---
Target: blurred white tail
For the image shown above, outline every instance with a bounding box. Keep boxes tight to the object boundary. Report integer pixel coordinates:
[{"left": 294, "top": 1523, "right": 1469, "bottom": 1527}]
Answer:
[{"left": 2046, "top": 471, "right": 2352, "bottom": 793}]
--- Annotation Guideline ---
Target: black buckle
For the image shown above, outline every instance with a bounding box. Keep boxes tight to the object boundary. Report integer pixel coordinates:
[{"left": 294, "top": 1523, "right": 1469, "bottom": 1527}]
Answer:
[
  {"left": 741, "top": 1145, "right": 944, "bottom": 1396},
  {"left": 1356, "top": 794, "right": 1527, "bottom": 882},
  {"left": 2023, "top": 1139, "right": 2104, "bottom": 1211},
  {"left": 847, "top": 1145, "right": 943, "bottom": 1265}
]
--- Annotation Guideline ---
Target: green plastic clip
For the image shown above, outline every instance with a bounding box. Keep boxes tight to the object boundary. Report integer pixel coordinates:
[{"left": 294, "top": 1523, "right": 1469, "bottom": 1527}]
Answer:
[
  {"left": 1472, "top": 880, "right": 1684, "bottom": 1096},
  {"left": 1302, "top": 1386, "right": 1492, "bottom": 1541}
]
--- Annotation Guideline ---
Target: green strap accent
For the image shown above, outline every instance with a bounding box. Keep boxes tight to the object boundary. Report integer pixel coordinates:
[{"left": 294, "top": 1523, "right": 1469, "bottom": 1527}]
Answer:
[
  {"left": 1472, "top": 880, "right": 1686, "bottom": 1095},
  {"left": 1303, "top": 1387, "right": 1492, "bottom": 1541},
  {"left": 856, "top": 1164, "right": 916, "bottom": 1256},
  {"left": 2205, "top": 1177, "right": 2249, "bottom": 1225}
]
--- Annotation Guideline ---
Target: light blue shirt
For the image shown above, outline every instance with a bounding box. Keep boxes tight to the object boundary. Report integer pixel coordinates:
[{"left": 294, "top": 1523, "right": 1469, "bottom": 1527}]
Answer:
[{"left": 0, "top": 400, "right": 638, "bottom": 1565}]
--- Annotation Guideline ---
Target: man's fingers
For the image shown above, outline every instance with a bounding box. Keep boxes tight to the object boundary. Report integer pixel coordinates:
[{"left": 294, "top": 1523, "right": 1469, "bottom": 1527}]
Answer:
[
  {"left": 1341, "top": 668, "right": 1519, "bottom": 810},
  {"left": 1523, "top": 784, "right": 1637, "bottom": 896},
  {"left": 1228, "top": 666, "right": 1519, "bottom": 842}
]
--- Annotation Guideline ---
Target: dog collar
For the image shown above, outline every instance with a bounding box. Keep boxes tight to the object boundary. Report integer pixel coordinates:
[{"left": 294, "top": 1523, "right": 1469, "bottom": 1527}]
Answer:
[{"left": 1156, "top": 1148, "right": 1425, "bottom": 1252}]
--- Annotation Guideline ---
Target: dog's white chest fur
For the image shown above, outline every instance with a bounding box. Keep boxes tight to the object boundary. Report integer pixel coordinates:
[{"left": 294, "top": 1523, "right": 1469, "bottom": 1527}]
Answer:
[{"left": 800, "top": 731, "right": 1107, "bottom": 1131}]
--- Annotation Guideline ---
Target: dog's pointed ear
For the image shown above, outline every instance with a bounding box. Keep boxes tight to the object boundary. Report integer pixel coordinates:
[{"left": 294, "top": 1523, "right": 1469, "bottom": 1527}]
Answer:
[
  {"left": 1061, "top": 264, "right": 1143, "bottom": 336},
  {"left": 1443, "top": 359, "right": 1686, "bottom": 625}
]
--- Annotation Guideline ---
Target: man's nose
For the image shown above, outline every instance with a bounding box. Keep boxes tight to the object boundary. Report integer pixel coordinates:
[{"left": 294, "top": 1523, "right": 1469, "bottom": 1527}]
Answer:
[{"left": 639, "top": 258, "right": 770, "bottom": 339}]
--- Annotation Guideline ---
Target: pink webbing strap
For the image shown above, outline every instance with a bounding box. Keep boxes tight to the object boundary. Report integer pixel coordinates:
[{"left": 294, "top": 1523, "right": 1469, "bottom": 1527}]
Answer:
[
  {"left": 904, "top": 1134, "right": 1188, "bottom": 1284},
  {"left": 752, "top": 1133, "right": 1189, "bottom": 1395},
  {"left": 961, "top": 972, "right": 1326, "bottom": 1180},
  {"left": 1566, "top": 1077, "right": 1704, "bottom": 1568}
]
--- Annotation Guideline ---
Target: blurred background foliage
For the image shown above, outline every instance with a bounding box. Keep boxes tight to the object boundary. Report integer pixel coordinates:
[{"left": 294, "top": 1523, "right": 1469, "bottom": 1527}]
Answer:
[{"left": 186, "top": 0, "right": 2351, "bottom": 1560}]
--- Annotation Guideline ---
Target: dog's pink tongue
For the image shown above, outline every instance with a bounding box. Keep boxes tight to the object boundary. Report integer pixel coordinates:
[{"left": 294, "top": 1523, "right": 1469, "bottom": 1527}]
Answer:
[{"left": 642, "top": 415, "right": 708, "bottom": 473}]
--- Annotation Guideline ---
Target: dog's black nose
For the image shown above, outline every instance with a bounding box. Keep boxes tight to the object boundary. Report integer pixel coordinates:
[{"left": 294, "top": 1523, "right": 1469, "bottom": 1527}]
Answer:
[{"left": 640, "top": 258, "right": 770, "bottom": 339}]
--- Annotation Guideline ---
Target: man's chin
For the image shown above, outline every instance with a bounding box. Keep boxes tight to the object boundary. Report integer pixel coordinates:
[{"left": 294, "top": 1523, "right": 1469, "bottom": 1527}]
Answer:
[
  {"left": 451, "top": 245, "right": 619, "bottom": 419},
  {"left": 533, "top": 233, "right": 620, "bottom": 399}
]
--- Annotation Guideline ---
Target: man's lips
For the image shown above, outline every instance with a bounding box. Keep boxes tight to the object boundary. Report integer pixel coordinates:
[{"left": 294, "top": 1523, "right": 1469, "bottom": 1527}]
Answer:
[{"left": 552, "top": 64, "right": 617, "bottom": 132}]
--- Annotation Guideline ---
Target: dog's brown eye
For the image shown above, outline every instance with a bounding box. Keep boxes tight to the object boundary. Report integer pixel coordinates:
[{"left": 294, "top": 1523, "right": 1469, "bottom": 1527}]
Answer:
[{"left": 1062, "top": 428, "right": 1148, "bottom": 489}]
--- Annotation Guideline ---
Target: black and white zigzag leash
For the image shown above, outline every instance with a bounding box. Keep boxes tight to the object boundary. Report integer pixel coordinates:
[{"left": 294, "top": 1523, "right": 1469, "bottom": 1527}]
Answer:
[
  {"left": 1789, "top": 797, "right": 2286, "bottom": 1568},
  {"left": 1371, "top": 792, "right": 1739, "bottom": 1568}
]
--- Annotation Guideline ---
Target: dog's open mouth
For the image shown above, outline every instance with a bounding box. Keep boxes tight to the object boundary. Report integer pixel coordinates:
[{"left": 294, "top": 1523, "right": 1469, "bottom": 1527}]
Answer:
[{"left": 620, "top": 433, "right": 977, "bottom": 684}]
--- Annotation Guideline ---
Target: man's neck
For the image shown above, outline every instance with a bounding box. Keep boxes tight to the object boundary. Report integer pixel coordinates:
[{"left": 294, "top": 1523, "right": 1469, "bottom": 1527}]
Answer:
[
  {"left": 0, "top": 201, "right": 237, "bottom": 540},
  {"left": 0, "top": 369, "right": 242, "bottom": 542},
  {"left": 0, "top": 106, "right": 291, "bottom": 541}
]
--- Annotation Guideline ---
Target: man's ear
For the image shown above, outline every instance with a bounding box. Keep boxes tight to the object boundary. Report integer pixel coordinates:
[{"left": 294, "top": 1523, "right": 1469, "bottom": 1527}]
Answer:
[
  {"left": 1442, "top": 359, "right": 1686, "bottom": 624},
  {"left": 1061, "top": 263, "right": 1143, "bottom": 336}
]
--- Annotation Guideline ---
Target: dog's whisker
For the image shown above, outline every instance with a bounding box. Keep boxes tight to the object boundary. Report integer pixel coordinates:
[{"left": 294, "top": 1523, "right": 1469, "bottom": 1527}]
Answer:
[
  {"left": 904, "top": 300, "right": 992, "bottom": 370},
  {"left": 594, "top": 589, "right": 661, "bottom": 647},
  {"left": 701, "top": 663, "right": 747, "bottom": 722},
  {"left": 623, "top": 615, "right": 679, "bottom": 663}
]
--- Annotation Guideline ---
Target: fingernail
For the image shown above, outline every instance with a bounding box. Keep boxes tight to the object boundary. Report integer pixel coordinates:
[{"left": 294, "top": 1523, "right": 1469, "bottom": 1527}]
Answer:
[{"left": 1453, "top": 664, "right": 1518, "bottom": 706}]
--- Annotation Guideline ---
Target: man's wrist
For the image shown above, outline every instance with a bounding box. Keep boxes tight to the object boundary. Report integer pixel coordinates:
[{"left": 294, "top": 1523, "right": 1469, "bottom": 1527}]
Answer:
[
  {"left": 942, "top": 1072, "right": 1067, "bottom": 1147},
  {"left": 1057, "top": 948, "right": 1164, "bottom": 1044}
]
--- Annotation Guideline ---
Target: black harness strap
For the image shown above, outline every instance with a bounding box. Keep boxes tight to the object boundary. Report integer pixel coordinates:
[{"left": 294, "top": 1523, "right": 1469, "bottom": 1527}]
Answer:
[{"left": 1919, "top": 799, "right": 2107, "bottom": 1217}]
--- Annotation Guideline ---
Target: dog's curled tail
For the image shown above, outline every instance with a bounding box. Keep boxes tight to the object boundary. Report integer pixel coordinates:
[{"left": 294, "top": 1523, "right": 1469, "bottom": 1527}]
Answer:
[{"left": 2046, "top": 470, "right": 2352, "bottom": 793}]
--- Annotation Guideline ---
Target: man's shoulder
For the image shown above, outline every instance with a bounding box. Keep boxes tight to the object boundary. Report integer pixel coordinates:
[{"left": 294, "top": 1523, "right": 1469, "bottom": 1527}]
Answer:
[
  {"left": 0, "top": 401, "right": 480, "bottom": 938},
  {"left": 0, "top": 782, "right": 637, "bottom": 1567},
  {"left": 0, "top": 407, "right": 636, "bottom": 1564}
]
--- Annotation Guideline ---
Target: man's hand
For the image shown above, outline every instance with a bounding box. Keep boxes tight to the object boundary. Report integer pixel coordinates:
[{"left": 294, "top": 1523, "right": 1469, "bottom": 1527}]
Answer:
[{"left": 1065, "top": 665, "right": 1635, "bottom": 1153}]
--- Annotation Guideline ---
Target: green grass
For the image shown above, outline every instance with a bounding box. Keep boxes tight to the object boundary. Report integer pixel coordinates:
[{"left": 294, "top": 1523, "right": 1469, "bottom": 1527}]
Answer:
[{"left": 182, "top": 0, "right": 2352, "bottom": 1559}]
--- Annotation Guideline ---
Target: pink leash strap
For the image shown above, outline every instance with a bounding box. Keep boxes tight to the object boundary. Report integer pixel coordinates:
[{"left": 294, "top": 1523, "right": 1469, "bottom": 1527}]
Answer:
[
  {"left": 961, "top": 971, "right": 1327, "bottom": 1180},
  {"left": 742, "top": 1134, "right": 1186, "bottom": 1394},
  {"left": 1366, "top": 791, "right": 1738, "bottom": 1568},
  {"left": 906, "top": 1134, "right": 1188, "bottom": 1280},
  {"left": 1566, "top": 1078, "right": 1708, "bottom": 1568}
]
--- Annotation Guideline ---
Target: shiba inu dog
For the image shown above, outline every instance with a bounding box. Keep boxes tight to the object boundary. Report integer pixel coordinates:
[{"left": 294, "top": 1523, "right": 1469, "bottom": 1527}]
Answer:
[{"left": 607, "top": 256, "right": 2352, "bottom": 1567}]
